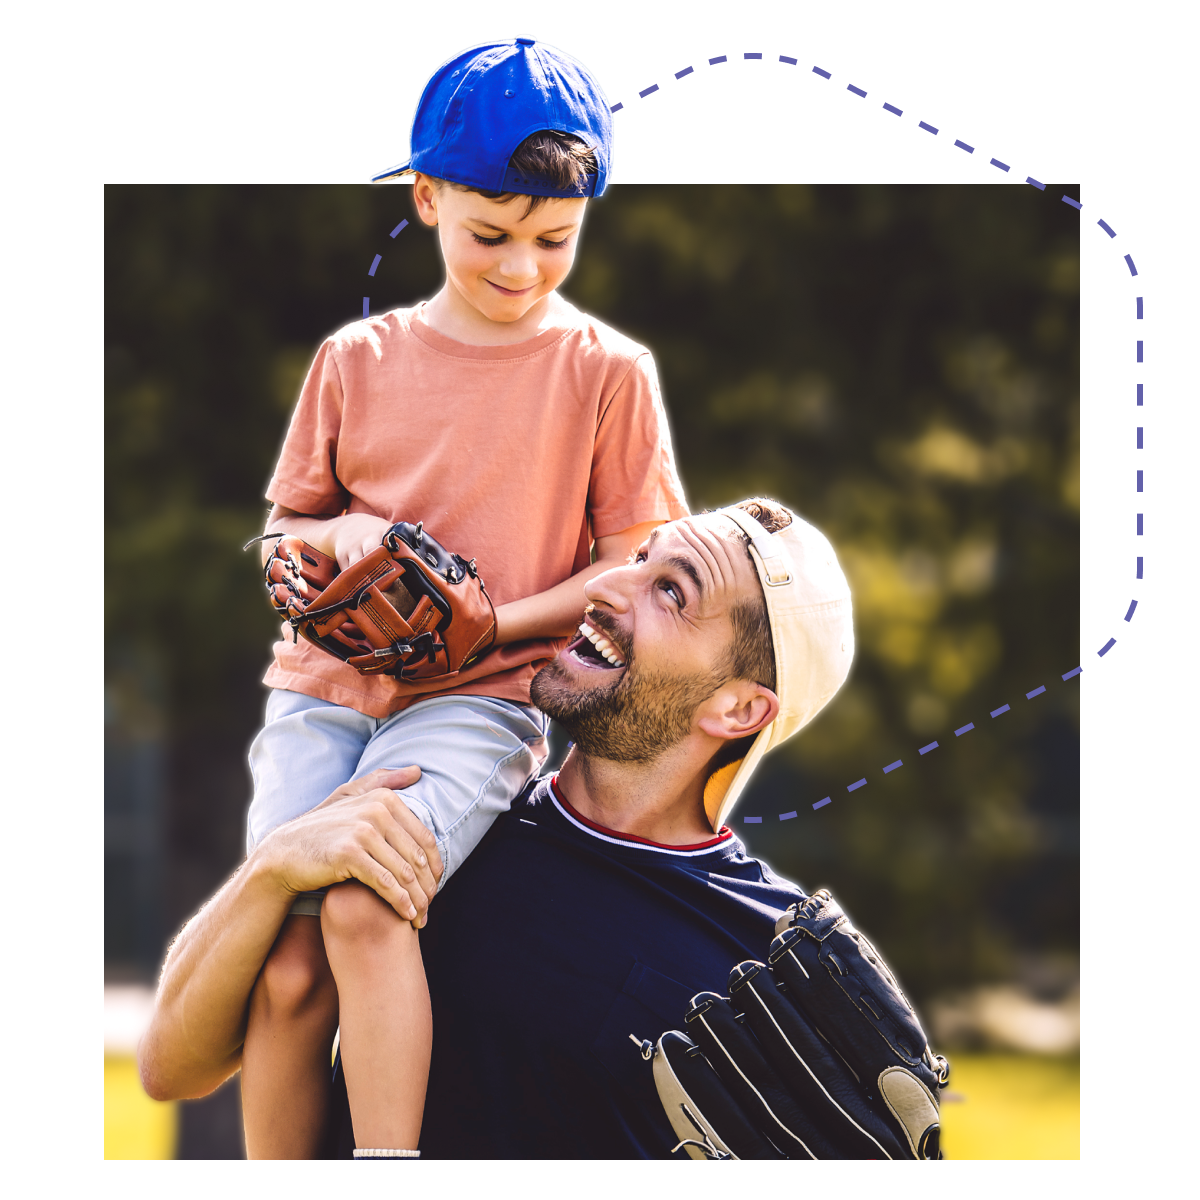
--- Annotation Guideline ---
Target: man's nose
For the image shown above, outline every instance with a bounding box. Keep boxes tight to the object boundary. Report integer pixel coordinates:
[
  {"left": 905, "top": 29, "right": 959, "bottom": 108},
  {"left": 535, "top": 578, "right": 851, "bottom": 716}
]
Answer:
[{"left": 584, "top": 561, "right": 636, "bottom": 612}]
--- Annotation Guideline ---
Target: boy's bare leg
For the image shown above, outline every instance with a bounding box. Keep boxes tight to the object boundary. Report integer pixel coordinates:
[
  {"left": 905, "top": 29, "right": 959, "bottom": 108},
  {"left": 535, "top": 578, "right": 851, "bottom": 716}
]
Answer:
[
  {"left": 321, "top": 881, "right": 432, "bottom": 1152},
  {"left": 242, "top": 914, "right": 339, "bottom": 1159}
]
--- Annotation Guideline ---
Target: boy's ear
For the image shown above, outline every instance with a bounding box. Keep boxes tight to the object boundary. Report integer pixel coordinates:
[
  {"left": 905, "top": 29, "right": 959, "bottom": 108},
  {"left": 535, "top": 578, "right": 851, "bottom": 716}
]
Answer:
[{"left": 411, "top": 174, "right": 439, "bottom": 227}]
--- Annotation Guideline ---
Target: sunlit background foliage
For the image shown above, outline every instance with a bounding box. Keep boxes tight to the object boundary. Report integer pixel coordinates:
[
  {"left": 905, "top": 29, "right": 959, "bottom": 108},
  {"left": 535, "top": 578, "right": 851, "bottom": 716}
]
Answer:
[{"left": 106, "top": 184, "right": 1078, "bottom": 1013}]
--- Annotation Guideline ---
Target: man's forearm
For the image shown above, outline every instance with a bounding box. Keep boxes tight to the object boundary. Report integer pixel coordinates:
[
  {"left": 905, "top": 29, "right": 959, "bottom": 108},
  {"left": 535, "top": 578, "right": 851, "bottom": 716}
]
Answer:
[{"left": 138, "top": 854, "right": 294, "bottom": 1101}]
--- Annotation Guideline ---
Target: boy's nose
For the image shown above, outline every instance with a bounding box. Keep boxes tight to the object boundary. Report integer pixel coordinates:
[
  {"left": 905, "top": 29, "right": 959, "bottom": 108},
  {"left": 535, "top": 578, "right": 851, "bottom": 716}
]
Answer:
[{"left": 497, "top": 246, "right": 539, "bottom": 285}]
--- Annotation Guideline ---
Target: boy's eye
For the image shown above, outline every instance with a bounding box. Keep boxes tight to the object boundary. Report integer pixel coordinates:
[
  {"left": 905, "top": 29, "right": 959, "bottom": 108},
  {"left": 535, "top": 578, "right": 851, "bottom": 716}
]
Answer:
[{"left": 472, "top": 231, "right": 571, "bottom": 248}]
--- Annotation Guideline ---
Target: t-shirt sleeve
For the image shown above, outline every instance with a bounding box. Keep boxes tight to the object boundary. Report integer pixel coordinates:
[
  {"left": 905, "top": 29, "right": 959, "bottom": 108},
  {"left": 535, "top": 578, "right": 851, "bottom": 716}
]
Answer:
[
  {"left": 265, "top": 339, "right": 352, "bottom": 515},
  {"left": 588, "top": 352, "right": 691, "bottom": 538}
]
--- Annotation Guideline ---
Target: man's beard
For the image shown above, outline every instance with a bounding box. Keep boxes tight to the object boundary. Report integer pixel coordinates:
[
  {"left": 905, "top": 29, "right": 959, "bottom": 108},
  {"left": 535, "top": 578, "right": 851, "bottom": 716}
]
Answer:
[{"left": 531, "top": 654, "right": 720, "bottom": 764}]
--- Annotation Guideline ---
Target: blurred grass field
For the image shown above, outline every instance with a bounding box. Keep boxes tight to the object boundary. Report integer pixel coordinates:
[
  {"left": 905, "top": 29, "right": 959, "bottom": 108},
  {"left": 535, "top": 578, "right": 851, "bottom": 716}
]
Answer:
[
  {"left": 105, "top": 1056, "right": 177, "bottom": 1159},
  {"left": 940, "top": 1053, "right": 1079, "bottom": 1159},
  {"left": 104, "top": 1050, "right": 1079, "bottom": 1160}
]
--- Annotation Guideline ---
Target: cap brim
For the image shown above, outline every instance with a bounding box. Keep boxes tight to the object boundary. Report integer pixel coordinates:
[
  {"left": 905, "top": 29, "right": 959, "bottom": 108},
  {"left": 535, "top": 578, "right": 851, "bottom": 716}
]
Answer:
[
  {"left": 370, "top": 161, "right": 415, "bottom": 183},
  {"left": 702, "top": 724, "right": 774, "bottom": 833}
]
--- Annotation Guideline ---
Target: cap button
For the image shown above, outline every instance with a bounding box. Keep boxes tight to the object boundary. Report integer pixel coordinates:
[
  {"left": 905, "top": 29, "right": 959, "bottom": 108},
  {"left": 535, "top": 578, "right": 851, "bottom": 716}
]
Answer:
[
  {"left": 504, "top": 88, "right": 515, "bottom": 97},
  {"left": 515, "top": 37, "right": 535, "bottom": 45}
]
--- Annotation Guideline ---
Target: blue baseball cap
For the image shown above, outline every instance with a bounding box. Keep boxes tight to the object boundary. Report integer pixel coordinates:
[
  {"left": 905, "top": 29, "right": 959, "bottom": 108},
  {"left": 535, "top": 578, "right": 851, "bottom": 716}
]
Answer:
[{"left": 371, "top": 38, "right": 612, "bottom": 197}]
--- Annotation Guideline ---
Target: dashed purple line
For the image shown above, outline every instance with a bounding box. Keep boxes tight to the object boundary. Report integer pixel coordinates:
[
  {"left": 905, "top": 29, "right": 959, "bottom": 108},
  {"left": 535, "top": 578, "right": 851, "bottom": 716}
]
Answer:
[
  {"left": 1137, "top": 340, "right": 1143, "bottom": 363},
  {"left": 744, "top": 666, "right": 1082, "bottom": 823},
  {"left": 1137, "top": 469, "right": 1143, "bottom": 492},
  {"left": 1137, "top": 297, "right": 1144, "bottom": 318},
  {"left": 1137, "top": 384, "right": 1144, "bottom": 405},
  {"left": 362, "top": 297, "right": 370, "bottom": 318},
  {"left": 607, "top": 56, "right": 1131, "bottom": 820},
  {"left": 1137, "top": 426, "right": 1143, "bottom": 448},
  {"left": 1137, "top": 556, "right": 1144, "bottom": 579},
  {"left": 368, "top": 254, "right": 381, "bottom": 277},
  {"left": 389, "top": 219, "right": 408, "bottom": 238},
  {"left": 610, "top": 102, "right": 623, "bottom": 113}
]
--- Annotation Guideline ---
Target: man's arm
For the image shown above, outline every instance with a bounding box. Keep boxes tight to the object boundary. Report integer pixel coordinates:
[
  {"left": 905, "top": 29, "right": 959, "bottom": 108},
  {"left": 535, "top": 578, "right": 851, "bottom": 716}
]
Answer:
[{"left": 138, "top": 768, "right": 441, "bottom": 1101}]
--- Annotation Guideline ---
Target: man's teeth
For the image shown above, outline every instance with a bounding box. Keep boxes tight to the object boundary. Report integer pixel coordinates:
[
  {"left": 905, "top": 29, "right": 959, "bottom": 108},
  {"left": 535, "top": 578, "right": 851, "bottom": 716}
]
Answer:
[{"left": 576, "top": 621, "right": 625, "bottom": 667}]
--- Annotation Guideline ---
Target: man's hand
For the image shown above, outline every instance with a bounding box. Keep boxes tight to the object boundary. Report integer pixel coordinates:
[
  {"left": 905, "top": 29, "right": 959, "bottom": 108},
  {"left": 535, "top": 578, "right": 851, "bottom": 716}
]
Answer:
[
  {"left": 261, "top": 767, "right": 444, "bottom": 927},
  {"left": 139, "top": 766, "right": 444, "bottom": 1101}
]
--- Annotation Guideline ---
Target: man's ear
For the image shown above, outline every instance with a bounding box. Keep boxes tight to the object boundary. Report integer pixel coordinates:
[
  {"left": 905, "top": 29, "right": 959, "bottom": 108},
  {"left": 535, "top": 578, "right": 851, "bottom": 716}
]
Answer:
[{"left": 696, "top": 682, "right": 780, "bottom": 742}]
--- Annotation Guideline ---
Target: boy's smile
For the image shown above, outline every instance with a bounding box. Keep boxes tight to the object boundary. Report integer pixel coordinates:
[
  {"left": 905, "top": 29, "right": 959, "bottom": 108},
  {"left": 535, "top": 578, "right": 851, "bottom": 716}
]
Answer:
[{"left": 411, "top": 173, "right": 586, "bottom": 344}]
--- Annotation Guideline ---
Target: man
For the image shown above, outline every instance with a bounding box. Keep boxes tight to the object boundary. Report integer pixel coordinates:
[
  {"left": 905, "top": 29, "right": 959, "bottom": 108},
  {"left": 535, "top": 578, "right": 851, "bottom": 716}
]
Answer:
[{"left": 139, "top": 498, "right": 856, "bottom": 1157}]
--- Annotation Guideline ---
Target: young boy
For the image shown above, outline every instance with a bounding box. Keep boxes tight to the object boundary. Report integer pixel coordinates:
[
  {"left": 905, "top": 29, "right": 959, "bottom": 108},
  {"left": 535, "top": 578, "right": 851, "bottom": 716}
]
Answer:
[{"left": 239, "top": 39, "right": 689, "bottom": 1158}]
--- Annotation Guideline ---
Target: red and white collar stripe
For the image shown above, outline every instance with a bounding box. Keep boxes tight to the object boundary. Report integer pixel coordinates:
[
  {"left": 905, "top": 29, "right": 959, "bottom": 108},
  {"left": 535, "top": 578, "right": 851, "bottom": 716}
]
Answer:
[{"left": 548, "top": 777, "right": 734, "bottom": 858}]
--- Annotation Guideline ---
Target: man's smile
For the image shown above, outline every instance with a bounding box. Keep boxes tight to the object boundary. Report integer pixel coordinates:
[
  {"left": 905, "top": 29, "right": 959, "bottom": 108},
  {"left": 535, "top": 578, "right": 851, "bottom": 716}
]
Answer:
[{"left": 564, "top": 615, "right": 627, "bottom": 671}]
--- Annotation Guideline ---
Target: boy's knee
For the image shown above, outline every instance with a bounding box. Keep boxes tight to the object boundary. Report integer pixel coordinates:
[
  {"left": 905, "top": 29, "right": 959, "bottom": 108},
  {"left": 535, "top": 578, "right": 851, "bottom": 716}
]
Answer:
[
  {"left": 255, "top": 917, "right": 334, "bottom": 1016},
  {"left": 321, "top": 881, "right": 409, "bottom": 951}
]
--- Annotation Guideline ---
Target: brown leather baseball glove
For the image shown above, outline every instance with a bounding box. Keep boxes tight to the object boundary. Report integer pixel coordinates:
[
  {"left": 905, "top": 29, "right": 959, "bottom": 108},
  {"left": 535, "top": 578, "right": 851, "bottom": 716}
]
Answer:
[{"left": 251, "top": 520, "right": 496, "bottom": 681}]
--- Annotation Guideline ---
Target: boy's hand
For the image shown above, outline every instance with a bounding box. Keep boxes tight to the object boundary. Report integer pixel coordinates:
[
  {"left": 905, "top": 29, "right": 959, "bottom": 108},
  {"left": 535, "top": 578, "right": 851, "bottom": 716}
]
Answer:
[
  {"left": 258, "top": 767, "right": 444, "bottom": 928},
  {"left": 331, "top": 513, "right": 394, "bottom": 569}
]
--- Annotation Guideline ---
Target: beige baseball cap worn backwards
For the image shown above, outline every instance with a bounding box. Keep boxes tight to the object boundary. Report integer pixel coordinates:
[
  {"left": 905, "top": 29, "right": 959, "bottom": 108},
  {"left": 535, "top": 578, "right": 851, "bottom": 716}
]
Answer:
[{"left": 702, "top": 505, "right": 856, "bottom": 833}]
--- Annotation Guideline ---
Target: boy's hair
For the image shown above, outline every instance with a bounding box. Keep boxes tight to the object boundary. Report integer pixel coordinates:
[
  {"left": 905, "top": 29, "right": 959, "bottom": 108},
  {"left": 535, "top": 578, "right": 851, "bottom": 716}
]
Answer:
[{"left": 434, "top": 131, "right": 598, "bottom": 215}]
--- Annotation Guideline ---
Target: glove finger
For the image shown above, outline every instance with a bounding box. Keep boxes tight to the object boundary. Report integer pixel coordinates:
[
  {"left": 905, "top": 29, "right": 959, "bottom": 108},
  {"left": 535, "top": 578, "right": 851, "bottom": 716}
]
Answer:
[
  {"left": 651, "top": 1030, "right": 782, "bottom": 1160},
  {"left": 683, "top": 992, "right": 838, "bottom": 1159},
  {"left": 728, "top": 961, "right": 909, "bottom": 1159},
  {"left": 770, "top": 893, "right": 940, "bottom": 1096}
]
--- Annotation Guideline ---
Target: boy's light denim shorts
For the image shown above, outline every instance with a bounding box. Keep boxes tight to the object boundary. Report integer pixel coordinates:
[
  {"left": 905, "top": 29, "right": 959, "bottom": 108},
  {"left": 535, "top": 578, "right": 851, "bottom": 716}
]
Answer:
[{"left": 246, "top": 689, "right": 549, "bottom": 908}]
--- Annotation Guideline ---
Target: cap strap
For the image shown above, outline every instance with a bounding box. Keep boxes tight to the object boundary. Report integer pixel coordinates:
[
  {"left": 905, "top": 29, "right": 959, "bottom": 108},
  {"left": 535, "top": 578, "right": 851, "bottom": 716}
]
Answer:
[{"left": 720, "top": 507, "right": 793, "bottom": 586}]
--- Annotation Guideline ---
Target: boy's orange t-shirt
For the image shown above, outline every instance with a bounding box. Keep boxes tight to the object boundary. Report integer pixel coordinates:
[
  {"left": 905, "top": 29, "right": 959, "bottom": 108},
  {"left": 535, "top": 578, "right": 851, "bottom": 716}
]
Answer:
[{"left": 263, "top": 301, "right": 690, "bottom": 719}]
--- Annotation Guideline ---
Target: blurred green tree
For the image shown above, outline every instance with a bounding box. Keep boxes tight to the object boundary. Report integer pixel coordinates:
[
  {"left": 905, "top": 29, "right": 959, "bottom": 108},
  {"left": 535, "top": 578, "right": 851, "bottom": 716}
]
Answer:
[{"left": 105, "top": 184, "right": 1078, "bottom": 999}]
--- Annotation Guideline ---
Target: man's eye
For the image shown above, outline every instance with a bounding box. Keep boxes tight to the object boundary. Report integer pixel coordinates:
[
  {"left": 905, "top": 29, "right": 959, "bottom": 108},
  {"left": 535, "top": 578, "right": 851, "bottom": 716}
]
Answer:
[
  {"left": 661, "top": 581, "right": 684, "bottom": 608},
  {"left": 471, "top": 232, "right": 505, "bottom": 246}
]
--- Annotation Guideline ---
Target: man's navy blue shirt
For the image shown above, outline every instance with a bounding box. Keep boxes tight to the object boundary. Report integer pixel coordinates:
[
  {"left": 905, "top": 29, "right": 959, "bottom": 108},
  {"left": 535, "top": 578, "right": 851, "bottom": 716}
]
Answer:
[{"left": 411, "top": 776, "right": 807, "bottom": 1158}]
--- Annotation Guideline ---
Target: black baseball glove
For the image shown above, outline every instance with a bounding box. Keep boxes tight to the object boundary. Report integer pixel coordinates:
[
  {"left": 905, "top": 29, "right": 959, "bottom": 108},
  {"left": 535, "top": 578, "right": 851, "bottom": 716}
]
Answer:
[{"left": 641, "top": 889, "right": 949, "bottom": 1159}]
